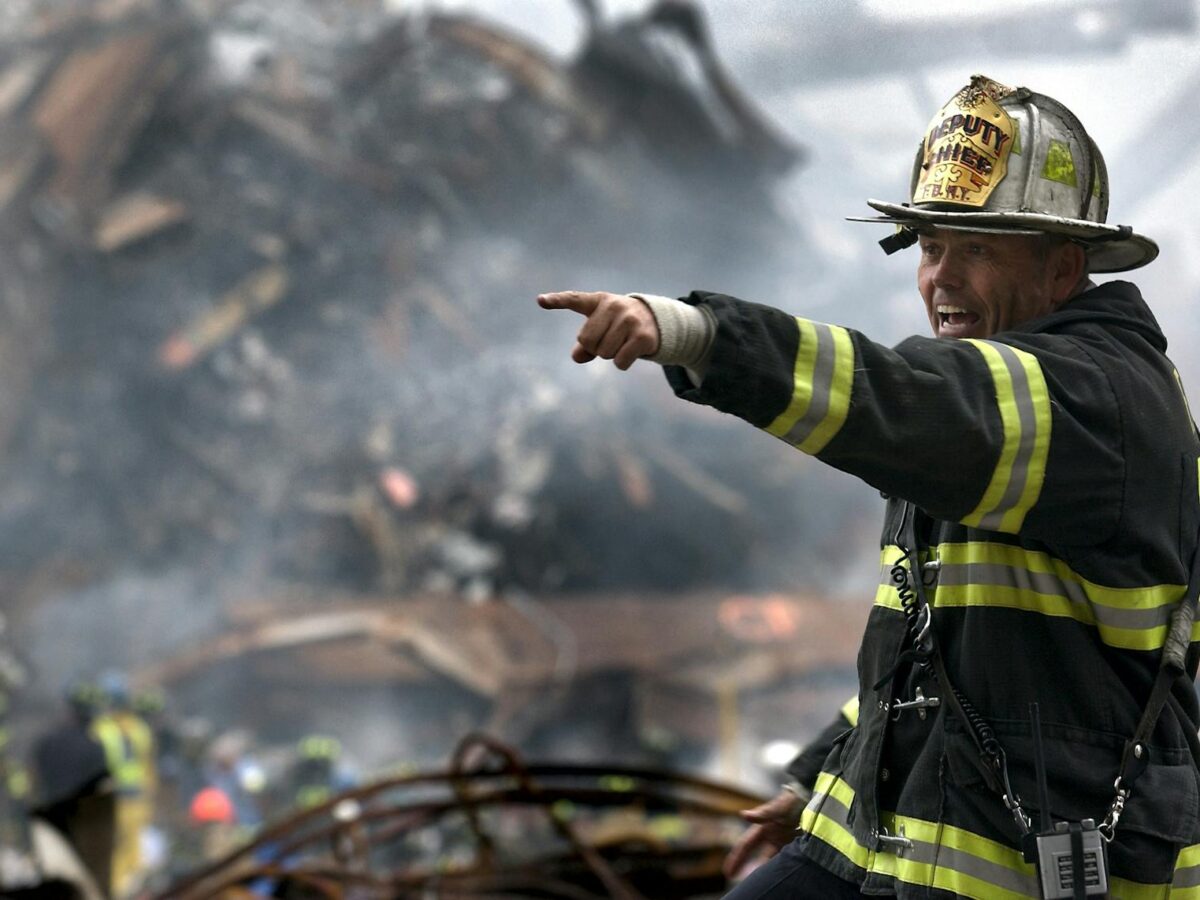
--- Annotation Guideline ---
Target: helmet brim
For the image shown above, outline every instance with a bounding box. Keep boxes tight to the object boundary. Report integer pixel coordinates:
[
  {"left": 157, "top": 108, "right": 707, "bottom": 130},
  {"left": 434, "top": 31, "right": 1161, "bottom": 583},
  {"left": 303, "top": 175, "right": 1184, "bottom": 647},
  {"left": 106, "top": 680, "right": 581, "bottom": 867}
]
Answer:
[{"left": 850, "top": 200, "right": 1158, "bottom": 273}]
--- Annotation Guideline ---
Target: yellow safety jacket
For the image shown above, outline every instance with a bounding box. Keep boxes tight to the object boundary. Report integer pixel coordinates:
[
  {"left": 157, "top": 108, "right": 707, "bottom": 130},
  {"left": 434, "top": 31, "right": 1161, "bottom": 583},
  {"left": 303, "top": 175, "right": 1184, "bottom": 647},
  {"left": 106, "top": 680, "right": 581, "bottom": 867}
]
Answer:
[
  {"left": 91, "top": 712, "right": 155, "bottom": 795},
  {"left": 665, "top": 282, "right": 1200, "bottom": 898}
]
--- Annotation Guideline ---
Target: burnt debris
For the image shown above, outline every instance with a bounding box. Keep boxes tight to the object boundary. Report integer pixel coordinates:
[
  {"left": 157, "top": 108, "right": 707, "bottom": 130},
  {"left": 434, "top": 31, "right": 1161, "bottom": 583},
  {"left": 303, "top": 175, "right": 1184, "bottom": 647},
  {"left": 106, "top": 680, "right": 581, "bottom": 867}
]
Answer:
[{"left": 0, "top": 0, "right": 837, "bottom": 653}]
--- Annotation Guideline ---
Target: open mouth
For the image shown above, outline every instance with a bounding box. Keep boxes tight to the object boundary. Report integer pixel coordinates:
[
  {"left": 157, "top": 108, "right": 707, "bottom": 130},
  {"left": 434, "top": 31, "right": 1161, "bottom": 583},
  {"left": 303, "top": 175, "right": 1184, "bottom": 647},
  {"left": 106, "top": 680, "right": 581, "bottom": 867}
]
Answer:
[{"left": 936, "top": 304, "right": 982, "bottom": 333}]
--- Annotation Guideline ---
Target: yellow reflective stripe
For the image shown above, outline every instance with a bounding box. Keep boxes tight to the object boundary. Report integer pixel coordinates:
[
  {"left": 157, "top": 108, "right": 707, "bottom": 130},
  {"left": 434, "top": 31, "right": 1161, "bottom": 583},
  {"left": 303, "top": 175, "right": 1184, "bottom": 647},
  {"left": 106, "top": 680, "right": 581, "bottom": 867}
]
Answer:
[
  {"left": 875, "top": 813, "right": 1040, "bottom": 899},
  {"left": 960, "top": 340, "right": 1051, "bottom": 534},
  {"left": 935, "top": 583, "right": 1170, "bottom": 650},
  {"left": 937, "top": 543, "right": 1182, "bottom": 609},
  {"left": 936, "top": 542, "right": 1183, "bottom": 651},
  {"left": 801, "top": 775, "right": 870, "bottom": 867},
  {"left": 1107, "top": 876, "right": 1174, "bottom": 899},
  {"left": 1010, "top": 343, "right": 1051, "bottom": 530},
  {"left": 764, "top": 318, "right": 854, "bottom": 455},
  {"left": 1174, "top": 843, "right": 1200, "bottom": 893},
  {"left": 1177, "top": 842, "right": 1200, "bottom": 867},
  {"left": 804, "top": 325, "right": 854, "bottom": 454},
  {"left": 840, "top": 695, "right": 860, "bottom": 727},
  {"left": 801, "top": 773, "right": 1043, "bottom": 898},
  {"left": 876, "top": 542, "right": 1188, "bottom": 651},
  {"left": 873, "top": 546, "right": 907, "bottom": 611},
  {"left": 766, "top": 318, "right": 819, "bottom": 440}
]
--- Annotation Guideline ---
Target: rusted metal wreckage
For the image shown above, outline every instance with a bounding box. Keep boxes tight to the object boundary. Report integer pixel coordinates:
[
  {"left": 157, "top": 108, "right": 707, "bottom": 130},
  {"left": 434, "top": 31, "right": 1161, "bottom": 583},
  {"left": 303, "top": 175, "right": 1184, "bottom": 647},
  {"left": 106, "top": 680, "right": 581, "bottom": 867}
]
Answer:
[
  {"left": 159, "top": 733, "right": 767, "bottom": 900},
  {"left": 0, "top": 0, "right": 849, "bottom": 761},
  {"left": 0, "top": 0, "right": 812, "bottom": 631},
  {"left": 0, "top": 2, "right": 841, "bottom": 896},
  {"left": 131, "top": 589, "right": 863, "bottom": 792}
]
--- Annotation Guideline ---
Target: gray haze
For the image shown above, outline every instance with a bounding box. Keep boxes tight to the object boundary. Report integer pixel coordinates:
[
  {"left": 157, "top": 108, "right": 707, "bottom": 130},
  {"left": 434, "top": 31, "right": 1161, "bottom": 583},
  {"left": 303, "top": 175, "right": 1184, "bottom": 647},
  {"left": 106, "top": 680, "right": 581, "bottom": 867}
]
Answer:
[{"left": 3, "top": 0, "right": 1198, "bottom": 790}]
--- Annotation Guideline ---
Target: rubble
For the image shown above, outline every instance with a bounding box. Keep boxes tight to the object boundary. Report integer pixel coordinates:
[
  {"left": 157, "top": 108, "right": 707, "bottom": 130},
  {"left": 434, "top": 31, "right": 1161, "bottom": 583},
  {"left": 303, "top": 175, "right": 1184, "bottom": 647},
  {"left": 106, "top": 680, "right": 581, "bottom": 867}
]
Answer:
[
  {"left": 0, "top": 0, "right": 836, "bottom": 631},
  {"left": 157, "top": 733, "right": 768, "bottom": 899},
  {"left": 0, "top": 0, "right": 875, "bottom": 890}
]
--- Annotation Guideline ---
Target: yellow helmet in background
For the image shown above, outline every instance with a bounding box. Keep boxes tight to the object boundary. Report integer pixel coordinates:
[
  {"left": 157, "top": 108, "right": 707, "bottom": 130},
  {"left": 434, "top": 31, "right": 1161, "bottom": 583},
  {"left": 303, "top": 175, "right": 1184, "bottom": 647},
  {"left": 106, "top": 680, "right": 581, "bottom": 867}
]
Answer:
[{"left": 851, "top": 74, "right": 1157, "bottom": 272}]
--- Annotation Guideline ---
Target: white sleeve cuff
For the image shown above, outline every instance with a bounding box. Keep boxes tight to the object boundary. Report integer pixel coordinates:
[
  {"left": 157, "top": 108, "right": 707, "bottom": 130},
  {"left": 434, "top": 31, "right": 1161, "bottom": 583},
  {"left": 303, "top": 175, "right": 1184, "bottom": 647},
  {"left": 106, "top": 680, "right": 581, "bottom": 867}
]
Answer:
[{"left": 629, "top": 293, "right": 716, "bottom": 380}]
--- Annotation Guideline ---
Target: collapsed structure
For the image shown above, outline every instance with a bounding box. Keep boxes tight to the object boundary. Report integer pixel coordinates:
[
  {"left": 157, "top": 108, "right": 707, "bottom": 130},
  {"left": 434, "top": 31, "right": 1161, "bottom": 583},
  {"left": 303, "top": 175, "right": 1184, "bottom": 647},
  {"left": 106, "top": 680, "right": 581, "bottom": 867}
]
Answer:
[{"left": 0, "top": 0, "right": 874, "bottom": 894}]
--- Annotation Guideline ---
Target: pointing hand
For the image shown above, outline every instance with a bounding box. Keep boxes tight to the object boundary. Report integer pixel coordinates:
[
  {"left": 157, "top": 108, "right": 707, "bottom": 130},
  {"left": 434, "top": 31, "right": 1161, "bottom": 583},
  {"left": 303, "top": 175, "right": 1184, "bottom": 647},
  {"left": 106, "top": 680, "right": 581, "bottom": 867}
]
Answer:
[{"left": 537, "top": 291, "right": 660, "bottom": 370}]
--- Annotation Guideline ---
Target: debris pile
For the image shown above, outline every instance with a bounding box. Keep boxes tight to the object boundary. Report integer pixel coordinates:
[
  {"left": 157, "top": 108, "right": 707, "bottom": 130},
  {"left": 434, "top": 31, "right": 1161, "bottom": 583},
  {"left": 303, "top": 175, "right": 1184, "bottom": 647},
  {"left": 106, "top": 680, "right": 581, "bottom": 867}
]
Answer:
[
  {"left": 0, "top": 0, "right": 874, "bottom": 857},
  {"left": 160, "top": 732, "right": 767, "bottom": 900},
  {"left": 0, "top": 2, "right": 880, "bottom": 891},
  {"left": 0, "top": 0, "right": 860, "bottom": 652}
]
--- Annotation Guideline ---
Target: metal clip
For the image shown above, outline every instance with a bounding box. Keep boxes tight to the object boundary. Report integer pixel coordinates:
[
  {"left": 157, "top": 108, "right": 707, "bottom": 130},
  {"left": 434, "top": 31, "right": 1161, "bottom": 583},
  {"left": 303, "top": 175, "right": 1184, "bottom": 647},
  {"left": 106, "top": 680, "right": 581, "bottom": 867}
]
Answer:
[
  {"left": 890, "top": 686, "right": 940, "bottom": 721},
  {"left": 874, "top": 824, "right": 914, "bottom": 854},
  {"left": 912, "top": 604, "right": 933, "bottom": 650},
  {"left": 1099, "top": 781, "right": 1130, "bottom": 842},
  {"left": 997, "top": 750, "right": 1032, "bottom": 836}
]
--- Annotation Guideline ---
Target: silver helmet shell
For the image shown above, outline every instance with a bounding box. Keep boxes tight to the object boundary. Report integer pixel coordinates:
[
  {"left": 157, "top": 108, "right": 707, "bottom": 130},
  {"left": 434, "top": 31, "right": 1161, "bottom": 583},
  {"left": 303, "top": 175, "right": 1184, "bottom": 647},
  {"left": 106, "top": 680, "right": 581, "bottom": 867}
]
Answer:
[{"left": 852, "top": 74, "right": 1156, "bottom": 272}]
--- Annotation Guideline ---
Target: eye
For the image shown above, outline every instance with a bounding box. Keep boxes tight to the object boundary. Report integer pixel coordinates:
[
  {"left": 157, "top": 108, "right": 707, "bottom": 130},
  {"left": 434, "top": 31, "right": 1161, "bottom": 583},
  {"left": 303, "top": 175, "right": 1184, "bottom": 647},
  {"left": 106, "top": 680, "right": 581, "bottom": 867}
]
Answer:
[
  {"left": 919, "top": 241, "right": 942, "bottom": 259},
  {"left": 967, "top": 242, "right": 989, "bottom": 257}
]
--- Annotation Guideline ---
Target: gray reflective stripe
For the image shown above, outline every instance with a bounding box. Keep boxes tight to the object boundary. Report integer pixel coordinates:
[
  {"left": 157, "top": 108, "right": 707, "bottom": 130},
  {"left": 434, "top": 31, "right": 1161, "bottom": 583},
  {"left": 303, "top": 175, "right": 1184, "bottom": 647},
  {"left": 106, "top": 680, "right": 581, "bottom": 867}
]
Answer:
[
  {"left": 886, "top": 831, "right": 1040, "bottom": 896},
  {"left": 978, "top": 341, "right": 1038, "bottom": 531},
  {"left": 783, "top": 322, "right": 836, "bottom": 446},
  {"left": 923, "top": 839, "right": 1041, "bottom": 896},
  {"left": 810, "top": 787, "right": 1041, "bottom": 896},
  {"left": 1175, "top": 862, "right": 1200, "bottom": 889},
  {"left": 936, "top": 561, "right": 1175, "bottom": 631},
  {"left": 808, "top": 785, "right": 851, "bottom": 827}
]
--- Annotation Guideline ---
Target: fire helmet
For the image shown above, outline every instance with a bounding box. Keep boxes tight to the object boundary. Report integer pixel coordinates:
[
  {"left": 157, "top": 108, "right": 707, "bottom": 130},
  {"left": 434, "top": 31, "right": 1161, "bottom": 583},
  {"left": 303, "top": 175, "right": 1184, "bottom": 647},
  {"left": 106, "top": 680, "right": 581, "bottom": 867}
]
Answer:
[
  {"left": 851, "top": 74, "right": 1156, "bottom": 272},
  {"left": 189, "top": 785, "right": 235, "bottom": 824}
]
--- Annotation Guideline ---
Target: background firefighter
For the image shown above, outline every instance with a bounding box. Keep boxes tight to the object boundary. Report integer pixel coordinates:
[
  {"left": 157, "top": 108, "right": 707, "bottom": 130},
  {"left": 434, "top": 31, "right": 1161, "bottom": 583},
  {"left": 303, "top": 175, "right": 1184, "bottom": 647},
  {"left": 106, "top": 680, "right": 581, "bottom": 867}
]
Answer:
[
  {"left": 91, "top": 672, "right": 157, "bottom": 898},
  {"left": 538, "top": 74, "right": 1200, "bottom": 898}
]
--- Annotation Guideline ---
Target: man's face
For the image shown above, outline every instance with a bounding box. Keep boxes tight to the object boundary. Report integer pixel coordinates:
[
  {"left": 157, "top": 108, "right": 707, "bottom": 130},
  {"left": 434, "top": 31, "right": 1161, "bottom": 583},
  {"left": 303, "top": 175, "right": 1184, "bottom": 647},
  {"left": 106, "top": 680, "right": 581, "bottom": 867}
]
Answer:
[{"left": 917, "top": 229, "right": 1067, "bottom": 339}]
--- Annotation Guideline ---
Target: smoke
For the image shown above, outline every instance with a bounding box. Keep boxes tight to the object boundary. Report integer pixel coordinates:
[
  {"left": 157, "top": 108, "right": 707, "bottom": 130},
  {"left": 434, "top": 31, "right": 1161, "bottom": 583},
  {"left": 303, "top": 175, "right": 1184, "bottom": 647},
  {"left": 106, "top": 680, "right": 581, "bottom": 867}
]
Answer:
[{"left": 4, "top": 0, "right": 1197, "bottom": 789}]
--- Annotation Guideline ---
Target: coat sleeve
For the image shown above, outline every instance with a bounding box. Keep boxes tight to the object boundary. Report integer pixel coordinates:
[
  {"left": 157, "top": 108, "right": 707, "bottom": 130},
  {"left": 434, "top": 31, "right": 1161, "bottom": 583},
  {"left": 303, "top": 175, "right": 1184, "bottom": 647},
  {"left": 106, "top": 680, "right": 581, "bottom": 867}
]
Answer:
[
  {"left": 785, "top": 695, "right": 859, "bottom": 790},
  {"left": 663, "top": 291, "right": 1125, "bottom": 545}
]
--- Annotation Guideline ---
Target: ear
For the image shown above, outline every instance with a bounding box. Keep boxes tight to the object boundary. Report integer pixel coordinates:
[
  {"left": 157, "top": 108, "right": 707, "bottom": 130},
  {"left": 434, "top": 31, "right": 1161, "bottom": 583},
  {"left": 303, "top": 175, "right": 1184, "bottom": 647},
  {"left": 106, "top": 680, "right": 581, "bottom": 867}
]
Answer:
[{"left": 1049, "top": 241, "right": 1087, "bottom": 306}]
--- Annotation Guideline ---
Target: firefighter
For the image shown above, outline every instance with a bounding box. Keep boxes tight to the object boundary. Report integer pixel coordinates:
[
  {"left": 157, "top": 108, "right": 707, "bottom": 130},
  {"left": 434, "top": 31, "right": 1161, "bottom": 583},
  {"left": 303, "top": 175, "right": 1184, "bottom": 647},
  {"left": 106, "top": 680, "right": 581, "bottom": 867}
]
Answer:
[
  {"left": 288, "top": 734, "right": 355, "bottom": 811},
  {"left": 92, "top": 671, "right": 157, "bottom": 898},
  {"left": 28, "top": 679, "right": 115, "bottom": 894},
  {"left": 539, "top": 74, "right": 1200, "bottom": 898}
]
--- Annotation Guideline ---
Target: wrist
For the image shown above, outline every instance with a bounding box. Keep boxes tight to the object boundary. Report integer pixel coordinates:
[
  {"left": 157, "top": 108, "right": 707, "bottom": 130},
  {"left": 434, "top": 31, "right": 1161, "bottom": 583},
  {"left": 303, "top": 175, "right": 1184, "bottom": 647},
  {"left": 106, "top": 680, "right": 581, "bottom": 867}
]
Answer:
[
  {"left": 781, "top": 780, "right": 811, "bottom": 821},
  {"left": 629, "top": 292, "right": 716, "bottom": 369}
]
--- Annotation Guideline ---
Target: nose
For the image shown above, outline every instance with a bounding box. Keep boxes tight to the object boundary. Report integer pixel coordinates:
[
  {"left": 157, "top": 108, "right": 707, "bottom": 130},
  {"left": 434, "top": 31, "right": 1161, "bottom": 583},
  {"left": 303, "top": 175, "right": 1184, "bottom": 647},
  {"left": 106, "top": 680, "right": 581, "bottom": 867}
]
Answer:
[{"left": 928, "top": 249, "right": 964, "bottom": 290}]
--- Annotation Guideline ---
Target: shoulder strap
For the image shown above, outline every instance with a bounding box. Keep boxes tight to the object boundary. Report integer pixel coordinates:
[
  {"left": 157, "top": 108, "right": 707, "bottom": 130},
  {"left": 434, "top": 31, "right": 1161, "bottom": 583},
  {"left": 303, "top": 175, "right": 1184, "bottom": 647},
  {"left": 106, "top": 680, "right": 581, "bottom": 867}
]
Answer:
[
  {"left": 898, "top": 504, "right": 1012, "bottom": 799},
  {"left": 1116, "top": 521, "right": 1200, "bottom": 790}
]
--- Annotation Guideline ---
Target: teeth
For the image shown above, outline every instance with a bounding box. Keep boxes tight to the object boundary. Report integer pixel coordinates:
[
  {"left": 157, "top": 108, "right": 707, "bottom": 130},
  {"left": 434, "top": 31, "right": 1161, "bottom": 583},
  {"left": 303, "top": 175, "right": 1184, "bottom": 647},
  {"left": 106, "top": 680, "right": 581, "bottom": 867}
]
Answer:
[{"left": 937, "top": 305, "right": 968, "bottom": 314}]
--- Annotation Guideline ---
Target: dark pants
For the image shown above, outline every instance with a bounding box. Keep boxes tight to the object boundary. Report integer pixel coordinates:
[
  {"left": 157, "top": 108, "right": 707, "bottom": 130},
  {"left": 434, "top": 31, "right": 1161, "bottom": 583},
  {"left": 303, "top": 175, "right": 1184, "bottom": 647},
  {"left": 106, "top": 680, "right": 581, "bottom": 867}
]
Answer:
[
  {"left": 724, "top": 840, "right": 864, "bottom": 899},
  {"left": 35, "top": 790, "right": 115, "bottom": 894}
]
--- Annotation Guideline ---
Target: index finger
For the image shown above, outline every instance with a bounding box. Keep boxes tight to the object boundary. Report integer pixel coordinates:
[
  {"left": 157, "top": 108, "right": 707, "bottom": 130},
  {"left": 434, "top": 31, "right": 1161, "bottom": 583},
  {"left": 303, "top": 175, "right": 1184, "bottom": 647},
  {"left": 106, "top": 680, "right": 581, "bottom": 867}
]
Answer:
[{"left": 536, "top": 291, "right": 605, "bottom": 314}]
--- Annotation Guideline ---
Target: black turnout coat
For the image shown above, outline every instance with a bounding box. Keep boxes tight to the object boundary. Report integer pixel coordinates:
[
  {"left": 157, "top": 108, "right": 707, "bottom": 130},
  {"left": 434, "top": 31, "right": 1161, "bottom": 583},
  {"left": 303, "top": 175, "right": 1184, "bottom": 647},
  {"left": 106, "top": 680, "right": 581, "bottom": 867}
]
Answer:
[{"left": 665, "top": 281, "right": 1200, "bottom": 898}]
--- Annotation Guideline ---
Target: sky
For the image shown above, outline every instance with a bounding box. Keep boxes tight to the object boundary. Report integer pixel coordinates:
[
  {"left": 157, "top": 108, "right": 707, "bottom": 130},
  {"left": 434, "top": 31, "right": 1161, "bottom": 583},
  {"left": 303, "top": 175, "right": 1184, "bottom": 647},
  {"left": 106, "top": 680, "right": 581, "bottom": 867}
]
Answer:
[{"left": 397, "top": 0, "right": 1200, "bottom": 376}]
